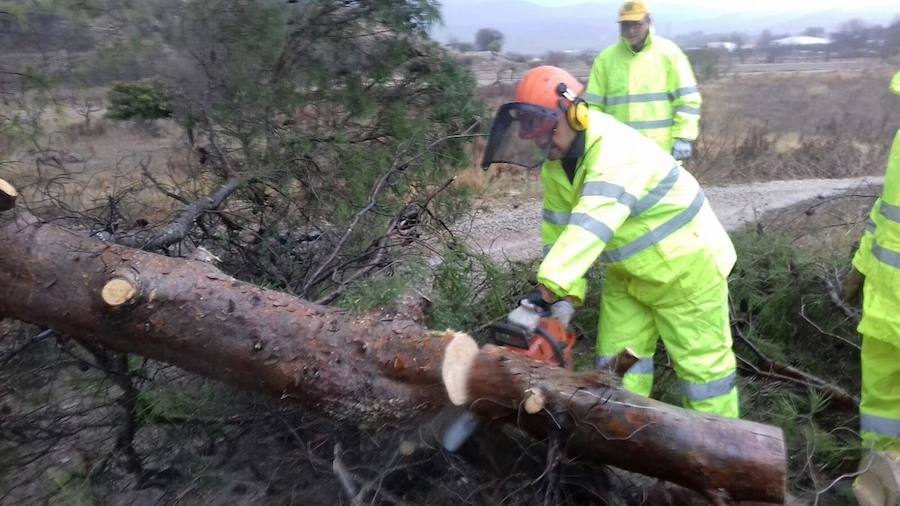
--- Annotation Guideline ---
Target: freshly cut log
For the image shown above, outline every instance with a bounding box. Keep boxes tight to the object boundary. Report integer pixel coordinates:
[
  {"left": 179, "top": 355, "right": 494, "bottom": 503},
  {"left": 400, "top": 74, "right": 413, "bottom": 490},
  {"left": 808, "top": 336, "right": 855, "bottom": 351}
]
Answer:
[
  {"left": 0, "top": 178, "right": 786, "bottom": 503},
  {"left": 0, "top": 178, "right": 16, "bottom": 211},
  {"left": 444, "top": 334, "right": 786, "bottom": 503}
]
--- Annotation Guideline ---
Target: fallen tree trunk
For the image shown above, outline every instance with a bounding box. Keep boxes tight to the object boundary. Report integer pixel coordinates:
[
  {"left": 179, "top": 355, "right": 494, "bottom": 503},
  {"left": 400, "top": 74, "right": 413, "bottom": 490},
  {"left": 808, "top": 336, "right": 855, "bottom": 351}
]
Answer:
[
  {"left": 444, "top": 337, "right": 786, "bottom": 503},
  {"left": 0, "top": 179, "right": 785, "bottom": 503}
]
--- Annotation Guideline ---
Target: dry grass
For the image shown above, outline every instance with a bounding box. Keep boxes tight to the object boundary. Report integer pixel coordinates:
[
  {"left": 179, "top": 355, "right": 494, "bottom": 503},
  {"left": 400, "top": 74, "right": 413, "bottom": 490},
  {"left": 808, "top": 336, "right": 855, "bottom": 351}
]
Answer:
[
  {"left": 0, "top": 99, "right": 190, "bottom": 217},
  {"left": 691, "top": 69, "right": 900, "bottom": 184},
  {"left": 701, "top": 69, "right": 899, "bottom": 138},
  {"left": 470, "top": 68, "right": 900, "bottom": 191},
  {"left": 760, "top": 182, "right": 881, "bottom": 256},
  {"left": 2, "top": 70, "right": 897, "bottom": 219}
]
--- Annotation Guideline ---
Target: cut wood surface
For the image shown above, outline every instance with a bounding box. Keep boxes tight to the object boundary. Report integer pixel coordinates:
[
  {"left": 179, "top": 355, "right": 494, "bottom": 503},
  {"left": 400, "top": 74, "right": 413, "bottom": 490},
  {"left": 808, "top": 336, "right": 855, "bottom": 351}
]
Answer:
[
  {"left": 0, "top": 178, "right": 786, "bottom": 503},
  {"left": 0, "top": 178, "right": 16, "bottom": 211},
  {"left": 447, "top": 335, "right": 786, "bottom": 503}
]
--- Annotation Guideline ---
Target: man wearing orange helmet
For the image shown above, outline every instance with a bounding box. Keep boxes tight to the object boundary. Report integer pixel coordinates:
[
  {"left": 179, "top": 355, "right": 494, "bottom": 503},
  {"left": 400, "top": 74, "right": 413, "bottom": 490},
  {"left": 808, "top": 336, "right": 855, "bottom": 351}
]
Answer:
[{"left": 483, "top": 65, "right": 739, "bottom": 418}]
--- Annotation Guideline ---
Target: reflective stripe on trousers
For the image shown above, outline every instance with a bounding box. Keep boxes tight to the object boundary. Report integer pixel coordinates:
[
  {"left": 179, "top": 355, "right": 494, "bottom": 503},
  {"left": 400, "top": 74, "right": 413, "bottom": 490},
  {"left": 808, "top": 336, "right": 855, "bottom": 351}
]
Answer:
[
  {"left": 861, "top": 414, "right": 900, "bottom": 438},
  {"left": 596, "top": 356, "right": 736, "bottom": 401},
  {"left": 683, "top": 372, "right": 736, "bottom": 401}
]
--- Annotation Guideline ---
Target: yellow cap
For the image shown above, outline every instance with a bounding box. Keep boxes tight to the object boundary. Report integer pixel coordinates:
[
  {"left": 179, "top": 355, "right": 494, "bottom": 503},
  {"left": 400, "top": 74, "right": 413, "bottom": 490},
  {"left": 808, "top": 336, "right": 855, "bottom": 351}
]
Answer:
[
  {"left": 618, "top": 0, "right": 650, "bottom": 22},
  {"left": 891, "top": 70, "right": 900, "bottom": 96}
]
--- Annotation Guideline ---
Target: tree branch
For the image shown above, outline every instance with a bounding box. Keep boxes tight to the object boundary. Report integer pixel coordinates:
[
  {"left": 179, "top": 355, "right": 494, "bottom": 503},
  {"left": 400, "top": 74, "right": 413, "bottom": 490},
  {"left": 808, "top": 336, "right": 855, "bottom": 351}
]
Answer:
[
  {"left": 301, "top": 125, "right": 479, "bottom": 297},
  {"left": 110, "top": 177, "right": 244, "bottom": 250},
  {"left": 731, "top": 316, "right": 858, "bottom": 411}
]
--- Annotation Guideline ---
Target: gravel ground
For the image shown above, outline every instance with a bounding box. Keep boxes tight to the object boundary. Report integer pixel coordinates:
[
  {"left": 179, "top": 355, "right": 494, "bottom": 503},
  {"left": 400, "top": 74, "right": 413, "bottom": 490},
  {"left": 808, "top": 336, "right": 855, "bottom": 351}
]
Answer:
[{"left": 453, "top": 176, "right": 884, "bottom": 262}]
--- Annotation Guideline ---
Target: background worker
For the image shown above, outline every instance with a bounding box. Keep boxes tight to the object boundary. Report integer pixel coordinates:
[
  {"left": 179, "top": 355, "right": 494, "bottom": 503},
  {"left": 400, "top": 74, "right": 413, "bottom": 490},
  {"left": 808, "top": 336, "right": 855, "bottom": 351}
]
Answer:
[
  {"left": 585, "top": 0, "right": 701, "bottom": 161},
  {"left": 846, "top": 69, "right": 900, "bottom": 506},
  {"left": 481, "top": 66, "right": 739, "bottom": 418}
]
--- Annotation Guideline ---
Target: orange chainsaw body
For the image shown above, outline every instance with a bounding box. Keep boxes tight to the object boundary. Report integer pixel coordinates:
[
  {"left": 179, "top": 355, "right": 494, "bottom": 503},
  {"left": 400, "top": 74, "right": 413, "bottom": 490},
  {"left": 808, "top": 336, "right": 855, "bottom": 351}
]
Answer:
[{"left": 490, "top": 318, "right": 576, "bottom": 370}]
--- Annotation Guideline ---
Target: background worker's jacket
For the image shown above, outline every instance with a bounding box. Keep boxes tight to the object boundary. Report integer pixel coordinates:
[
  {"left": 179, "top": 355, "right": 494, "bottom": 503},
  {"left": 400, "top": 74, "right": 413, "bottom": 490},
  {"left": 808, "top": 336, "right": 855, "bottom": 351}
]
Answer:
[
  {"left": 584, "top": 30, "right": 701, "bottom": 153},
  {"left": 852, "top": 127, "right": 900, "bottom": 450},
  {"left": 854, "top": 129, "right": 900, "bottom": 348},
  {"left": 853, "top": 202, "right": 880, "bottom": 277},
  {"left": 537, "top": 109, "right": 734, "bottom": 302}
]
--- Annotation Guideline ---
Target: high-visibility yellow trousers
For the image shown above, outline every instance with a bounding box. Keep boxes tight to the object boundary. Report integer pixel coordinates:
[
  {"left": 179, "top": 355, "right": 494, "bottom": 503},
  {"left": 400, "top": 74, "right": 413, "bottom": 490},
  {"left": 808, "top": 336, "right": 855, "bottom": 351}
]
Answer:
[
  {"left": 860, "top": 335, "right": 900, "bottom": 451},
  {"left": 596, "top": 256, "right": 739, "bottom": 418}
]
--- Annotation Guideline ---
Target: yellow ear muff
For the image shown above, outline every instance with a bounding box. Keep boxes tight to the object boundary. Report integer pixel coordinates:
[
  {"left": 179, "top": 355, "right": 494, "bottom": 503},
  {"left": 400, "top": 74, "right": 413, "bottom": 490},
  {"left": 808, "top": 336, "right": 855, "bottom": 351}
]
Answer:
[{"left": 565, "top": 99, "right": 589, "bottom": 131}]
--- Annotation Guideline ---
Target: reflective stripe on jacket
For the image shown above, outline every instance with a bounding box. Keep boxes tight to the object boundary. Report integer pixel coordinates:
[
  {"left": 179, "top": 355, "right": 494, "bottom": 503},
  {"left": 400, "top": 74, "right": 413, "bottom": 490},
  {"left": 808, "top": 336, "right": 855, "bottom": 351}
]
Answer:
[
  {"left": 584, "top": 31, "right": 701, "bottom": 153},
  {"left": 537, "top": 109, "right": 735, "bottom": 303},
  {"left": 858, "top": 129, "right": 900, "bottom": 347},
  {"left": 852, "top": 200, "right": 880, "bottom": 276}
]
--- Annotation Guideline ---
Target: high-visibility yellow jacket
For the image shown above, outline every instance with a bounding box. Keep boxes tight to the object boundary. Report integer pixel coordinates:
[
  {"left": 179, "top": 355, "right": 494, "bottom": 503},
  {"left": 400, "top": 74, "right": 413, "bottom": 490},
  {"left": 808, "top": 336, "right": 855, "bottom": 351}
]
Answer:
[
  {"left": 537, "top": 109, "right": 734, "bottom": 304},
  {"left": 854, "top": 129, "right": 900, "bottom": 347},
  {"left": 854, "top": 71, "right": 900, "bottom": 276},
  {"left": 584, "top": 30, "right": 701, "bottom": 153},
  {"left": 853, "top": 202, "right": 880, "bottom": 276}
]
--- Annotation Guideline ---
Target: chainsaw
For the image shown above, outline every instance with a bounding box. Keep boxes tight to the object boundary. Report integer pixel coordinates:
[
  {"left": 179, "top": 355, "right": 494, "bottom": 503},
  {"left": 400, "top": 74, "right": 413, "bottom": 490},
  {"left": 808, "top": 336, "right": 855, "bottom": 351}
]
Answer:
[
  {"left": 493, "top": 290, "right": 577, "bottom": 369},
  {"left": 441, "top": 305, "right": 577, "bottom": 452},
  {"left": 488, "top": 317, "right": 576, "bottom": 369}
]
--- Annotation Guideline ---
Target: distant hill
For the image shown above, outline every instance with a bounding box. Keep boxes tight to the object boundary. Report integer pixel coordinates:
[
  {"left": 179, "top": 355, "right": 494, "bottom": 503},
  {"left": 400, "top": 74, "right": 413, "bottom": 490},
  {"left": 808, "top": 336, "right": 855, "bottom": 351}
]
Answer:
[{"left": 433, "top": 0, "right": 900, "bottom": 53}]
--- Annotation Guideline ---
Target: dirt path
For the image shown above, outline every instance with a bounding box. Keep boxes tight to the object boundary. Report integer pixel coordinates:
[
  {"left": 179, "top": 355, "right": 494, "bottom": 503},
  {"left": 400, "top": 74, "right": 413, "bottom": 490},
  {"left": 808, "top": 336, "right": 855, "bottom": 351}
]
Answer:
[{"left": 454, "top": 176, "right": 883, "bottom": 262}]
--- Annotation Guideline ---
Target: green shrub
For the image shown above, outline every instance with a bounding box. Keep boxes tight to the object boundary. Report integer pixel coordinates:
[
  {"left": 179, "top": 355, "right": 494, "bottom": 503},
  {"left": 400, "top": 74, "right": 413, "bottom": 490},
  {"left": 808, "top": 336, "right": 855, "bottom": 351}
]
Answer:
[
  {"left": 685, "top": 48, "right": 729, "bottom": 83},
  {"left": 428, "top": 248, "right": 537, "bottom": 332},
  {"left": 106, "top": 80, "right": 172, "bottom": 121}
]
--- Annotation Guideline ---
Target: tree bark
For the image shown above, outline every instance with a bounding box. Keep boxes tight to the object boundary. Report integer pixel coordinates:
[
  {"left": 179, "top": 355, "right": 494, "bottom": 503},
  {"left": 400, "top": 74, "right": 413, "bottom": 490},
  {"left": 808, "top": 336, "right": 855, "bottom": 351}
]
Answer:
[
  {"left": 444, "top": 336, "right": 786, "bottom": 503},
  {"left": 0, "top": 179, "right": 785, "bottom": 503},
  {"left": 109, "top": 177, "right": 244, "bottom": 250}
]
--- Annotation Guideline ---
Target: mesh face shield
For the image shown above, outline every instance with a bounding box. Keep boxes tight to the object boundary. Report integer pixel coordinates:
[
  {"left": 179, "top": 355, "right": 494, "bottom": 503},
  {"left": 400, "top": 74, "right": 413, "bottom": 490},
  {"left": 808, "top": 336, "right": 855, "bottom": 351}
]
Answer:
[{"left": 481, "top": 103, "right": 561, "bottom": 170}]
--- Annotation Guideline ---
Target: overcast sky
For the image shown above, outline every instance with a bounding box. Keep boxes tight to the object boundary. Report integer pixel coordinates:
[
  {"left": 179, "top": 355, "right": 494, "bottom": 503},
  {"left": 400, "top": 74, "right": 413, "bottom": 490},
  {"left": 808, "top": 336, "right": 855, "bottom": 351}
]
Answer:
[{"left": 513, "top": 0, "right": 898, "bottom": 12}]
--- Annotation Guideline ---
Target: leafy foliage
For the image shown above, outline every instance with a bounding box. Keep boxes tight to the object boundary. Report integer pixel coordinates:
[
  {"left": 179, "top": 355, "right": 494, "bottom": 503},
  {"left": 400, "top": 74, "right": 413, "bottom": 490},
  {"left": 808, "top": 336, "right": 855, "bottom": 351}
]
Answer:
[
  {"left": 105, "top": 80, "right": 173, "bottom": 121},
  {"left": 150, "top": 1, "right": 481, "bottom": 302},
  {"left": 428, "top": 248, "right": 535, "bottom": 331},
  {"left": 24, "top": 1, "right": 485, "bottom": 304},
  {"left": 475, "top": 27, "right": 504, "bottom": 52},
  {"left": 727, "top": 231, "right": 862, "bottom": 495}
]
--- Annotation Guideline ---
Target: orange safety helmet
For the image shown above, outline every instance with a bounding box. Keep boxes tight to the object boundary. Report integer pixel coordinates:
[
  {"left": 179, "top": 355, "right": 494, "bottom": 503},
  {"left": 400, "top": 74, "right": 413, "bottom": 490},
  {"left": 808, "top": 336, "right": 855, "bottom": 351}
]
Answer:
[
  {"left": 514, "top": 66, "right": 585, "bottom": 110},
  {"left": 481, "top": 66, "right": 587, "bottom": 170}
]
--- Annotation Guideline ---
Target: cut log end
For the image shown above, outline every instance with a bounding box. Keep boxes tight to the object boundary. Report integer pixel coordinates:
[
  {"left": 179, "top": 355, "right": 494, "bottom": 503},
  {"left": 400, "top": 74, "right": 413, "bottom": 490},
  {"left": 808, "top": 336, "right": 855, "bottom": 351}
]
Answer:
[
  {"left": 523, "top": 388, "right": 546, "bottom": 414},
  {"left": 0, "top": 178, "right": 17, "bottom": 211},
  {"left": 101, "top": 278, "right": 138, "bottom": 307},
  {"left": 441, "top": 332, "right": 479, "bottom": 406},
  {"left": 399, "top": 440, "right": 416, "bottom": 457}
]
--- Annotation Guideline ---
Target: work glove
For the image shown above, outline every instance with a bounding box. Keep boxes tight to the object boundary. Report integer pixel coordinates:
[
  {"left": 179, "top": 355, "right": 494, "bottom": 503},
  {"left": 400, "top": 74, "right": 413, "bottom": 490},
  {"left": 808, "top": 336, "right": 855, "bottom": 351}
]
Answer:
[
  {"left": 508, "top": 293, "right": 575, "bottom": 333},
  {"left": 507, "top": 291, "right": 550, "bottom": 333},
  {"left": 549, "top": 300, "right": 575, "bottom": 330},
  {"left": 672, "top": 139, "right": 693, "bottom": 161}
]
